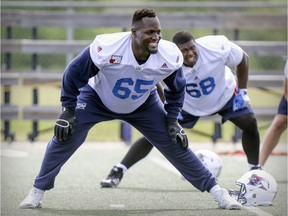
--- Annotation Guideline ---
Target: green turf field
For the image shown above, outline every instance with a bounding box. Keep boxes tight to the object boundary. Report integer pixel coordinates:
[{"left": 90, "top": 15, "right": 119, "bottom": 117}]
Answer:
[{"left": 1, "top": 141, "right": 287, "bottom": 216}]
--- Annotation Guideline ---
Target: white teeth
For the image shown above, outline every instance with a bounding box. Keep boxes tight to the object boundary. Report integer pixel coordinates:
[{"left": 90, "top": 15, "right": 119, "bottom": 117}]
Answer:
[{"left": 150, "top": 42, "right": 157, "bottom": 47}]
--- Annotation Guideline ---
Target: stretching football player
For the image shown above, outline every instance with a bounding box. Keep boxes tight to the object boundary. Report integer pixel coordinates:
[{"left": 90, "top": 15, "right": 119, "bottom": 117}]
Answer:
[
  {"left": 19, "top": 10, "right": 241, "bottom": 210},
  {"left": 101, "top": 30, "right": 261, "bottom": 188}
]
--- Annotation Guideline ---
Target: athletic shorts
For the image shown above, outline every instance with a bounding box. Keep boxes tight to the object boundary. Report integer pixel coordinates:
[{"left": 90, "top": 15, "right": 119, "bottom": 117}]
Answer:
[
  {"left": 179, "top": 94, "right": 254, "bottom": 129},
  {"left": 277, "top": 95, "right": 287, "bottom": 115}
]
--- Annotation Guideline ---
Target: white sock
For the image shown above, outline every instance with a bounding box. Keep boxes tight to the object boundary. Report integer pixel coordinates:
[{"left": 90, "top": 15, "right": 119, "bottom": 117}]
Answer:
[
  {"left": 209, "top": 184, "right": 221, "bottom": 196},
  {"left": 116, "top": 163, "right": 128, "bottom": 173},
  {"left": 248, "top": 163, "right": 261, "bottom": 170},
  {"left": 33, "top": 186, "right": 44, "bottom": 193}
]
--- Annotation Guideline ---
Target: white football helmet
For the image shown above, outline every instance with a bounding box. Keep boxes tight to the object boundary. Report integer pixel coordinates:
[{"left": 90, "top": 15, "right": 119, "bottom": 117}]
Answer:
[
  {"left": 229, "top": 170, "right": 277, "bottom": 206},
  {"left": 194, "top": 149, "right": 223, "bottom": 178}
]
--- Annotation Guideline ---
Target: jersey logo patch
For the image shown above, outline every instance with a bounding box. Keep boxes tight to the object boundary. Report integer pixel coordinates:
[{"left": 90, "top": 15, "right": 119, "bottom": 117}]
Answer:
[
  {"left": 76, "top": 103, "right": 87, "bottom": 110},
  {"left": 135, "top": 66, "right": 141, "bottom": 71},
  {"left": 110, "top": 55, "right": 122, "bottom": 64},
  {"left": 97, "top": 46, "right": 102, "bottom": 52},
  {"left": 161, "top": 63, "right": 168, "bottom": 68}
]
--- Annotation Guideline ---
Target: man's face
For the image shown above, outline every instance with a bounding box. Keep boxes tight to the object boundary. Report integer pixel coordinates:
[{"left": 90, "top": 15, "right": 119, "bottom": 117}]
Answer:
[
  {"left": 177, "top": 40, "right": 198, "bottom": 67},
  {"left": 132, "top": 17, "right": 162, "bottom": 56}
]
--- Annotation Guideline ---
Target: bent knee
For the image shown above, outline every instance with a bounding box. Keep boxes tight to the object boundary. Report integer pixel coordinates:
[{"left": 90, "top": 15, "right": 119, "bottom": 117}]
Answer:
[
  {"left": 271, "top": 115, "right": 287, "bottom": 132},
  {"left": 241, "top": 116, "right": 259, "bottom": 132}
]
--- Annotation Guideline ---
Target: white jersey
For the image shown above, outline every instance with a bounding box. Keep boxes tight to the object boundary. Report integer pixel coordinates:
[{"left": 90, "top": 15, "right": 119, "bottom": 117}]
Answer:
[
  {"left": 88, "top": 32, "right": 183, "bottom": 114},
  {"left": 182, "top": 35, "right": 244, "bottom": 116}
]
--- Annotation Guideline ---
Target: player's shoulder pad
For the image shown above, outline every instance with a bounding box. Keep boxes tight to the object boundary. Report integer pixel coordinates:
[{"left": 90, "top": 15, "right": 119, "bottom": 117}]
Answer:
[
  {"left": 158, "top": 39, "right": 183, "bottom": 69},
  {"left": 89, "top": 32, "right": 131, "bottom": 67},
  {"left": 196, "top": 35, "right": 231, "bottom": 53}
]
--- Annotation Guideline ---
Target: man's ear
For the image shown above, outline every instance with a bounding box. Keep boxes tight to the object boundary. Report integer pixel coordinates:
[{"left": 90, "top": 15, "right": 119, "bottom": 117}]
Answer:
[{"left": 131, "top": 28, "right": 136, "bottom": 36}]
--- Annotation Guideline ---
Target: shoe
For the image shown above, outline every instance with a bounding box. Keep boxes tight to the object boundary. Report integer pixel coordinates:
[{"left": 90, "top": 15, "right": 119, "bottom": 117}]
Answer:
[
  {"left": 19, "top": 187, "right": 44, "bottom": 209},
  {"left": 100, "top": 166, "right": 123, "bottom": 188},
  {"left": 250, "top": 165, "right": 262, "bottom": 170},
  {"left": 213, "top": 188, "right": 242, "bottom": 210}
]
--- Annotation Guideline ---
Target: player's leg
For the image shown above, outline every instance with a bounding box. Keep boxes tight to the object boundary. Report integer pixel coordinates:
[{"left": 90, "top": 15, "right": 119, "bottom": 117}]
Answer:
[
  {"left": 219, "top": 95, "right": 260, "bottom": 170},
  {"left": 100, "top": 136, "right": 153, "bottom": 187},
  {"left": 229, "top": 113, "right": 260, "bottom": 169},
  {"left": 127, "top": 99, "right": 241, "bottom": 209},
  {"left": 259, "top": 114, "right": 287, "bottom": 166},
  {"left": 260, "top": 95, "right": 287, "bottom": 166},
  {"left": 19, "top": 113, "right": 94, "bottom": 209},
  {"left": 121, "top": 136, "right": 154, "bottom": 168},
  {"left": 19, "top": 85, "right": 112, "bottom": 209},
  {"left": 100, "top": 110, "right": 200, "bottom": 188}
]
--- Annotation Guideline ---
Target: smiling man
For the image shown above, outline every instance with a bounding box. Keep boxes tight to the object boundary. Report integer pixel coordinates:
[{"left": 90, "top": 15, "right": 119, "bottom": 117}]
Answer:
[{"left": 19, "top": 9, "right": 241, "bottom": 210}]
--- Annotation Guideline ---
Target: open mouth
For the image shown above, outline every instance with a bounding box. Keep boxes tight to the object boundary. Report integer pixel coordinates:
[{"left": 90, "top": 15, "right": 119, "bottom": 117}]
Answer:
[{"left": 149, "top": 42, "right": 158, "bottom": 49}]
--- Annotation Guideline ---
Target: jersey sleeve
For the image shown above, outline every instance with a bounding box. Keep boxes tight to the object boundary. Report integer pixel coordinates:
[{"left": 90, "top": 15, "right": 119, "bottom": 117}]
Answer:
[
  {"left": 61, "top": 46, "right": 99, "bottom": 109},
  {"left": 225, "top": 41, "right": 244, "bottom": 67},
  {"left": 196, "top": 35, "right": 243, "bottom": 67},
  {"left": 163, "top": 67, "right": 186, "bottom": 119},
  {"left": 89, "top": 32, "right": 131, "bottom": 68}
]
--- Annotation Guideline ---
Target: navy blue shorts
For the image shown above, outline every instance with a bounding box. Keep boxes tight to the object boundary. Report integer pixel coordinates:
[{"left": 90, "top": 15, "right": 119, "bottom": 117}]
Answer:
[
  {"left": 277, "top": 95, "right": 287, "bottom": 115},
  {"left": 179, "top": 94, "right": 254, "bottom": 129}
]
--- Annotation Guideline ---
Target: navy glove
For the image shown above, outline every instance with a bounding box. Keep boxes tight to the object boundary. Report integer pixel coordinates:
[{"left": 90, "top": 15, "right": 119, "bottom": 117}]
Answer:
[
  {"left": 233, "top": 88, "right": 250, "bottom": 111},
  {"left": 166, "top": 118, "right": 189, "bottom": 149},
  {"left": 54, "top": 107, "right": 76, "bottom": 142}
]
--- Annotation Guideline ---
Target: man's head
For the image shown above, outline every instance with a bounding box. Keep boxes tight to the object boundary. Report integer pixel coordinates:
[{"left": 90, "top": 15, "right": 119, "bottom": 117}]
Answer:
[
  {"left": 131, "top": 8, "right": 162, "bottom": 59},
  {"left": 173, "top": 31, "right": 198, "bottom": 67}
]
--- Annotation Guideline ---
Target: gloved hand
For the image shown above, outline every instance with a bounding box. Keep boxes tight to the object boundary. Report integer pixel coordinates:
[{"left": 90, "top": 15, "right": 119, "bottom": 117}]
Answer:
[
  {"left": 166, "top": 118, "right": 189, "bottom": 149},
  {"left": 233, "top": 88, "right": 250, "bottom": 111},
  {"left": 54, "top": 107, "right": 76, "bottom": 142}
]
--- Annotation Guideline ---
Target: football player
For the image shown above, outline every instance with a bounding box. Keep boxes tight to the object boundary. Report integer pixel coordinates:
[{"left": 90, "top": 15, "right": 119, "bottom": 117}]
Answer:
[
  {"left": 19, "top": 9, "right": 241, "bottom": 210},
  {"left": 101, "top": 30, "right": 261, "bottom": 188}
]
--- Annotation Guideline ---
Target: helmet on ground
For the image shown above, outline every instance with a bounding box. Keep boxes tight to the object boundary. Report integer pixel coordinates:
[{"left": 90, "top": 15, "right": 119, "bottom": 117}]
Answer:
[
  {"left": 194, "top": 149, "right": 223, "bottom": 178},
  {"left": 230, "top": 170, "right": 277, "bottom": 206}
]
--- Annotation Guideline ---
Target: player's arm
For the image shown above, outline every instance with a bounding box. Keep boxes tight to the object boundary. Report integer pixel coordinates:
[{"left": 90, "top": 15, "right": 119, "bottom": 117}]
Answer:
[
  {"left": 61, "top": 46, "right": 99, "bottom": 109},
  {"left": 163, "top": 67, "right": 186, "bottom": 119},
  {"left": 226, "top": 40, "right": 251, "bottom": 111},
  {"left": 156, "top": 82, "right": 165, "bottom": 103},
  {"left": 55, "top": 46, "right": 99, "bottom": 142},
  {"left": 235, "top": 51, "right": 249, "bottom": 89},
  {"left": 232, "top": 52, "right": 251, "bottom": 111},
  {"left": 163, "top": 67, "right": 188, "bottom": 149}
]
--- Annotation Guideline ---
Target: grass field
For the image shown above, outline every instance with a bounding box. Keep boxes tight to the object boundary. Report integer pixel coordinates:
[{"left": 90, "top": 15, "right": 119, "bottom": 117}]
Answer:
[{"left": 1, "top": 141, "right": 287, "bottom": 216}]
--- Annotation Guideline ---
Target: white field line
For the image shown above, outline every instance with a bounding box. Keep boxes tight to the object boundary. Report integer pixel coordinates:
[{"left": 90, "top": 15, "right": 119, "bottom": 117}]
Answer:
[
  {"left": 243, "top": 206, "right": 273, "bottom": 216},
  {"left": 0, "top": 149, "right": 29, "bottom": 157},
  {"left": 149, "top": 156, "right": 274, "bottom": 216},
  {"left": 149, "top": 156, "right": 182, "bottom": 177}
]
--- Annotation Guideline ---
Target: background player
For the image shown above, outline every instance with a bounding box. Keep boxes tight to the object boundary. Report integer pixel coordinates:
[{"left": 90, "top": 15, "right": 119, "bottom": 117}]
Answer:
[
  {"left": 259, "top": 60, "right": 287, "bottom": 166},
  {"left": 19, "top": 9, "right": 241, "bottom": 210},
  {"left": 101, "top": 30, "right": 261, "bottom": 188}
]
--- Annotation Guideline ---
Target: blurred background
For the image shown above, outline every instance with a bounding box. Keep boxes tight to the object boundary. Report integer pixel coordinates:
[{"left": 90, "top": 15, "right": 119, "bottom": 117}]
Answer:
[{"left": 1, "top": 0, "right": 287, "bottom": 145}]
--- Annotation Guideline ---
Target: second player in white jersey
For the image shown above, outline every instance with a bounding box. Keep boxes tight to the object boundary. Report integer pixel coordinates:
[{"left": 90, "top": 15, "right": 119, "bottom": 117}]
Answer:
[{"left": 182, "top": 35, "right": 243, "bottom": 116}]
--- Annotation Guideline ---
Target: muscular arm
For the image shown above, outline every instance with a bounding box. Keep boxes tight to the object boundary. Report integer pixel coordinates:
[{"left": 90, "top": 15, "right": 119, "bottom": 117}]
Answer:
[
  {"left": 61, "top": 46, "right": 99, "bottom": 109},
  {"left": 236, "top": 51, "right": 249, "bottom": 89},
  {"left": 163, "top": 67, "right": 186, "bottom": 119},
  {"left": 156, "top": 82, "right": 165, "bottom": 103}
]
